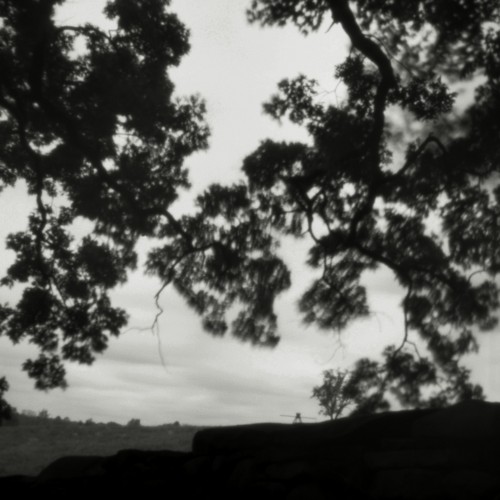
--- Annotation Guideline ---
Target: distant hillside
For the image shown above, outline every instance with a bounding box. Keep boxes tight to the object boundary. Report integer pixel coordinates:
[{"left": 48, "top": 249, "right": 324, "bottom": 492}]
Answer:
[{"left": 0, "top": 411, "right": 206, "bottom": 476}]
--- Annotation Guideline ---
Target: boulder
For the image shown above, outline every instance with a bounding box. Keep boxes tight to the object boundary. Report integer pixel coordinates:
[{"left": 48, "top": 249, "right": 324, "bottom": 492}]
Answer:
[
  {"left": 192, "top": 406, "right": 436, "bottom": 457},
  {"left": 36, "top": 456, "right": 106, "bottom": 483},
  {"left": 412, "top": 400, "right": 500, "bottom": 439}
]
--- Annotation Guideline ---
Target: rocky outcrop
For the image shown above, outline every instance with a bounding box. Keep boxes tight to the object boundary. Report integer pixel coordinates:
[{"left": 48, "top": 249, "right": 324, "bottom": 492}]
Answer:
[{"left": 3, "top": 401, "right": 500, "bottom": 499}]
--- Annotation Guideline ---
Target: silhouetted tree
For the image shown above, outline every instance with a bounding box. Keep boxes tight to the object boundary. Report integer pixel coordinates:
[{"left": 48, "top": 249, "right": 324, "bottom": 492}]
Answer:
[
  {"left": 180, "top": 0, "right": 500, "bottom": 413},
  {"left": 0, "top": 377, "right": 12, "bottom": 425},
  {"left": 1, "top": 0, "right": 500, "bottom": 415},
  {"left": 0, "top": 0, "right": 208, "bottom": 399},
  {"left": 38, "top": 409, "right": 50, "bottom": 419},
  {"left": 127, "top": 418, "right": 141, "bottom": 427},
  {"left": 312, "top": 369, "right": 353, "bottom": 419},
  {"left": 234, "top": 0, "right": 500, "bottom": 413}
]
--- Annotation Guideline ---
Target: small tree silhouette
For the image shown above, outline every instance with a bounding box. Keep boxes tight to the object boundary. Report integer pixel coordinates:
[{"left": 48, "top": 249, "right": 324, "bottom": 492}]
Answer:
[
  {"left": 0, "top": 377, "right": 12, "bottom": 426},
  {"left": 312, "top": 369, "right": 353, "bottom": 420},
  {"left": 38, "top": 409, "right": 50, "bottom": 419},
  {"left": 127, "top": 418, "right": 141, "bottom": 428}
]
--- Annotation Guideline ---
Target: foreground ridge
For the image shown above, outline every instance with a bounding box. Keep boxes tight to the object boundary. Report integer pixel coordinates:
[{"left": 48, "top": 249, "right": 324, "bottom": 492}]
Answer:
[{"left": 3, "top": 401, "right": 500, "bottom": 499}]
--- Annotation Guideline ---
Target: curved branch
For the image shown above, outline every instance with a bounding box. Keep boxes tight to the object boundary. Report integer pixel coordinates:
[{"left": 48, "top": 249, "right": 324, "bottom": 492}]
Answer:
[
  {"left": 327, "top": 1, "right": 396, "bottom": 88},
  {"left": 396, "top": 135, "right": 448, "bottom": 178},
  {"left": 327, "top": 0, "right": 396, "bottom": 161},
  {"left": 327, "top": 1, "right": 397, "bottom": 240},
  {"left": 393, "top": 280, "right": 414, "bottom": 356}
]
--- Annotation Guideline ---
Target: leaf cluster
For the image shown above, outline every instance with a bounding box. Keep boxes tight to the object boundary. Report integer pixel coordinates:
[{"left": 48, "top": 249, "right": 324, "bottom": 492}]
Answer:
[{"left": 0, "top": 0, "right": 208, "bottom": 388}]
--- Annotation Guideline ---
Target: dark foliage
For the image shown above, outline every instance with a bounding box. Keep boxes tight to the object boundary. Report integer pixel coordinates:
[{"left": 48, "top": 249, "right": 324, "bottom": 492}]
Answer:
[
  {"left": 242, "top": 0, "right": 500, "bottom": 413},
  {"left": 311, "top": 369, "right": 353, "bottom": 419},
  {"left": 1, "top": 0, "right": 500, "bottom": 416},
  {"left": 0, "top": 377, "right": 12, "bottom": 425},
  {"left": 0, "top": 0, "right": 208, "bottom": 389}
]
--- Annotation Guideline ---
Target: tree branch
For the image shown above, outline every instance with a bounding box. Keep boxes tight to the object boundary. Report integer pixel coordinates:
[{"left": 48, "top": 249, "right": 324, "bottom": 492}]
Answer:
[
  {"left": 396, "top": 134, "right": 447, "bottom": 178},
  {"left": 5, "top": 97, "right": 51, "bottom": 286},
  {"left": 393, "top": 280, "right": 414, "bottom": 356},
  {"left": 327, "top": 0, "right": 397, "bottom": 169},
  {"left": 55, "top": 25, "right": 113, "bottom": 41},
  {"left": 326, "top": 1, "right": 397, "bottom": 242},
  {"left": 327, "top": 1, "right": 396, "bottom": 88}
]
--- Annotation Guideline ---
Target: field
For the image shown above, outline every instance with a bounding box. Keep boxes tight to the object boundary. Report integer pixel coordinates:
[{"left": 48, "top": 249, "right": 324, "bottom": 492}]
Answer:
[{"left": 0, "top": 414, "right": 206, "bottom": 477}]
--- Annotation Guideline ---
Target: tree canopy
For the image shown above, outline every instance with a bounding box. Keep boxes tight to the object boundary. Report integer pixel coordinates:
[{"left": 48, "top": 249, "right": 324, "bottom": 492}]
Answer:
[
  {"left": 0, "top": 0, "right": 209, "bottom": 395},
  {"left": 1, "top": 0, "right": 500, "bottom": 418}
]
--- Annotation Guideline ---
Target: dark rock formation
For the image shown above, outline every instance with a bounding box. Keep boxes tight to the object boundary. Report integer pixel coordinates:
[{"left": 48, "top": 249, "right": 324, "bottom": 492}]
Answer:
[{"left": 3, "top": 401, "right": 500, "bottom": 499}]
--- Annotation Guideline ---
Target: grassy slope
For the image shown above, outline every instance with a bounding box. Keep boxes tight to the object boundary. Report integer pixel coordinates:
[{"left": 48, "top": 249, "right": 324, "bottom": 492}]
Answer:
[{"left": 0, "top": 415, "right": 206, "bottom": 477}]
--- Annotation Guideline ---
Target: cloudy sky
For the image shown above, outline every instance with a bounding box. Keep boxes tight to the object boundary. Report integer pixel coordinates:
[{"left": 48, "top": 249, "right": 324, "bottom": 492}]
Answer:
[{"left": 1, "top": 0, "right": 499, "bottom": 427}]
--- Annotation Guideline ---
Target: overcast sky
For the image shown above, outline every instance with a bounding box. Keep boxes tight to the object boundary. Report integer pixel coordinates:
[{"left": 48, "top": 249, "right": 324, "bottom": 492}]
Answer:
[{"left": 1, "top": 0, "right": 499, "bottom": 427}]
